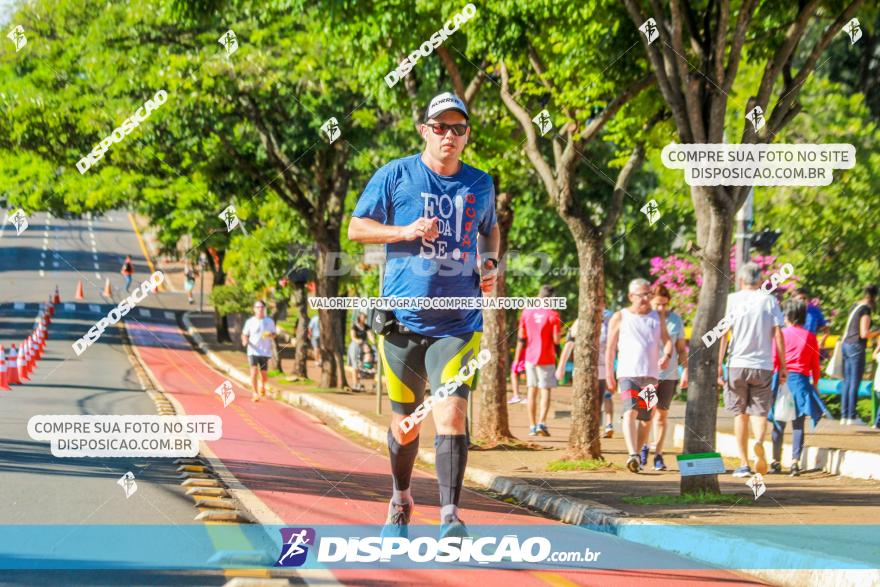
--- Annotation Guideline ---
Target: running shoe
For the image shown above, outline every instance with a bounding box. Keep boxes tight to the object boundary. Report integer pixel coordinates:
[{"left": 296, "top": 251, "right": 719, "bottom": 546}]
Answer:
[
  {"left": 639, "top": 444, "right": 650, "bottom": 467},
  {"left": 769, "top": 461, "right": 782, "bottom": 474},
  {"left": 732, "top": 465, "right": 753, "bottom": 478},
  {"left": 626, "top": 454, "right": 640, "bottom": 473},
  {"left": 439, "top": 514, "right": 469, "bottom": 540},
  {"left": 653, "top": 454, "right": 667, "bottom": 471},
  {"left": 603, "top": 424, "right": 614, "bottom": 438},
  {"left": 380, "top": 499, "right": 413, "bottom": 539},
  {"left": 753, "top": 442, "right": 768, "bottom": 475},
  {"left": 528, "top": 426, "right": 538, "bottom": 436},
  {"left": 508, "top": 396, "right": 523, "bottom": 405},
  {"left": 537, "top": 424, "right": 550, "bottom": 437},
  {"left": 789, "top": 463, "right": 801, "bottom": 477},
  {"left": 251, "top": 394, "right": 260, "bottom": 403}
]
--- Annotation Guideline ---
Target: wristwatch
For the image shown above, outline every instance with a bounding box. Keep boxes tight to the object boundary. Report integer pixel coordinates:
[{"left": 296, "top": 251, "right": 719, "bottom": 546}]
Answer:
[{"left": 483, "top": 257, "right": 499, "bottom": 270}]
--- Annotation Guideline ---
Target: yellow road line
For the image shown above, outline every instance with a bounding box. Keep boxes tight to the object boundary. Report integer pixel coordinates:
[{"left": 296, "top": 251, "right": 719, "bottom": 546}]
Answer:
[
  {"left": 127, "top": 212, "right": 162, "bottom": 290},
  {"left": 530, "top": 571, "right": 582, "bottom": 586}
]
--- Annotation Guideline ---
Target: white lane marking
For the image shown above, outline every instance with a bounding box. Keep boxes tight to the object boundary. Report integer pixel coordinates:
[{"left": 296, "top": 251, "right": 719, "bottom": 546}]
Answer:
[
  {"left": 64, "top": 303, "right": 75, "bottom": 311},
  {"left": 91, "top": 245, "right": 97, "bottom": 252},
  {"left": 89, "top": 304, "right": 100, "bottom": 313},
  {"left": 139, "top": 309, "right": 151, "bottom": 317},
  {"left": 39, "top": 269, "right": 45, "bottom": 277},
  {"left": 92, "top": 254, "right": 98, "bottom": 260},
  {"left": 93, "top": 263, "right": 99, "bottom": 270},
  {"left": 95, "top": 272, "right": 101, "bottom": 280},
  {"left": 13, "top": 302, "right": 24, "bottom": 310},
  {"left": 41, "top": 252, "right": 46, "bottom": 258},
  {"left": 39, "top": 261, "right": 44, "bottom": 268},
  {"left": 52, "top": 262, "right": 59, "bottom": 268},
  {"left": 164, "top": 311, "right": 175, "bottom": 320}
]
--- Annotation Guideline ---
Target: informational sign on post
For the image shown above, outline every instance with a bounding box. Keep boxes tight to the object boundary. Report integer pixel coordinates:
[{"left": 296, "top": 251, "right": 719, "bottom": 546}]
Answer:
[{"left": 676, "top": 452, "right": 726, "bottom": 476}]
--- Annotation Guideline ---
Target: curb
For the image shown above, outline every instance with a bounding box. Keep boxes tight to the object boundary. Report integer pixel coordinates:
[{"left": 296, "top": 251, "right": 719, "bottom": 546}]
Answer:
[
  {"left": 181, "top": 312, "right": 878, "bottom": 587},
  {"left": 672, "top": 424, "right": 880, "bottom": 481}
]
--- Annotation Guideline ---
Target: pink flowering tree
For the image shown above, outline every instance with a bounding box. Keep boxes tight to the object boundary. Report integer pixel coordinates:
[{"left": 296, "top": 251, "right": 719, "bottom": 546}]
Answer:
[{"left": 651, "top": 250, "right": 802, "bottom": 324}]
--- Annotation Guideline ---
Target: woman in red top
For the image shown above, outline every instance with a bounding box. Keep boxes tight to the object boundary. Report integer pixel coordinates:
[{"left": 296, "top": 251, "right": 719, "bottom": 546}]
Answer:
[{"left": 770, "top": 298, "right": 828, "bottom": 476}]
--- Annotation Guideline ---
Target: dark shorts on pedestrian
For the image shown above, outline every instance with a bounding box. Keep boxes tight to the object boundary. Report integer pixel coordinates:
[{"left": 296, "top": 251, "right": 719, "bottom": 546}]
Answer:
[
  {"left": 725, "top": 367, "right": 773, "bottom": 416},
  {"left": 619, "top": 376, "right": 658, "bottom": 421},
  {"left": 378, "top": 330, "right": 482, "bottom": 415},
  {"left": 656, "top": 379, "right": 677, "bottom": 411},
  {"left": 248, "top": 355, "right": 269, "bottom": 370},
  {"left": 600, "top": 379, "right": 611, "bottom": 399}
]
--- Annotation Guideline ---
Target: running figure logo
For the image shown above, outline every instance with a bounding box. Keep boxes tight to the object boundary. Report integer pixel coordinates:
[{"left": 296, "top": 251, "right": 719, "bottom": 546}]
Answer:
[
  {"left": 117, "top": 471, "right": 138, "bottom": 498},
  {"left": 746, "top": 473, "right": 766, "bottom": 500},
  {"left": 218, "top": 29, "right": 238, "bottom": 55},
  {"left": 6, "top": 209, "right": 29, "bottom": 236},
  {"left": 320, "top": 117, "right": 341, "bottom": 144},
  {"left": 746, "top": 105, "right": 765, "bottom": 132},
  {"left": 532, "top": 109, "right": 553, "bottom": 136},
  {"left": 214, "top": 380, "right": 236, "bottom": 407},
  {"left": 843, "top": 18, "right": 862, "bottom": 44},
  {"left": 275, "top": 528, "right": 316, "bottom": 567},
  {"left": 7, "top": 25, "right": 26, "bottom": 52},
  {"left": 219, "top": 205, "right": 240, "bottom": 232},
  {"left": 638, "top": 384, "right": 659, "bottom": 411},
  {"left": 639, "top": 18, "right": 659, "bottom": 44},
  {"left": 640, "top": 199, "right": 661, "bottom": 226}
]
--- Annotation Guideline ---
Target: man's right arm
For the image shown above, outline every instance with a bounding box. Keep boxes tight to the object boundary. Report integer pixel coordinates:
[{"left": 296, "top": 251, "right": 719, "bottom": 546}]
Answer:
[
  {"left": 348, "top": 216, "right": 439, "bottom": 244},
  {"left": 240, "top": 320, "right": 250, "bottom": 348}
]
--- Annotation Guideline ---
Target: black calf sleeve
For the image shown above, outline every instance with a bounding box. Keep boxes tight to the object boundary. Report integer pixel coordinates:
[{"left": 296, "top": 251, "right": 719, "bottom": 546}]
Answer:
[
  {"left": 388, "top": 428, "right": 419, "bottom": 491},
  {"left": 435, "top": 434, "right": 468, "bottom": 507}
]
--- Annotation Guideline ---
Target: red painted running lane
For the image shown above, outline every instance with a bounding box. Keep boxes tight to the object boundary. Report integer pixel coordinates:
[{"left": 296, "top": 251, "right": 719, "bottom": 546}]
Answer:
[{"left": 129, "top": 320, "right": 759, "bottom": 586}]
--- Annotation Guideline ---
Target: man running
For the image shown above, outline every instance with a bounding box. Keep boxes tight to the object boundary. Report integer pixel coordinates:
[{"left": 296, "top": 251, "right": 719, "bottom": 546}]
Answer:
[
  {"left": 642, "top": 284, "right": 688, "bottom": 471},
  {"left": 605, "top": 278, "right": 672, "bottom": 473},
  {"left": 349, "top": 92, "right": 498, "bottom": 539},
  {"left": 241, "top": 300, "right": 276, "bottom": 402},
  {"left": 120, "top": 255, "right": 134, "bottom": 292}
]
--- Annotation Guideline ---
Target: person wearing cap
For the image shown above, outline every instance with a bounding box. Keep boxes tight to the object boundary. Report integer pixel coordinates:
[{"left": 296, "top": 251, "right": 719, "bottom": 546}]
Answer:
[{"left": 349, "top": 92, "right": 498, "bottom": 540}]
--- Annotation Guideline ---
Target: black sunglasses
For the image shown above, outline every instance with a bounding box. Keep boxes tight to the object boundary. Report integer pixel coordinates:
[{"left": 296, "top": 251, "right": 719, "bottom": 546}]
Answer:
[{"left": 425, "top": 122, "right": 469, "bottom": 137}]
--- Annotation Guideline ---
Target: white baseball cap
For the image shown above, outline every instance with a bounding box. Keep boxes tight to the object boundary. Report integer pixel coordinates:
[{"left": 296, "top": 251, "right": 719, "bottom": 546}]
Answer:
[{"left": 424, "top": 92, "right": 469, "bottom": 122}]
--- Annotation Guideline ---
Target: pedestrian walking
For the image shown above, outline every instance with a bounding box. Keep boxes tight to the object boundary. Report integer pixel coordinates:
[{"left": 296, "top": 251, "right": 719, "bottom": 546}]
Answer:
[
  {"left": 840, "top": 285, "right": 879, "bottom": 425},
  {"left": 508, "top": 357, "right": 526, "bottom": 404},
  {"left": 769, "top": 298, "right": 828, "bottom": 476},
  {"left": 348, "top": 92, "right": 498, "bottom": 540},
  {"left": 120, "top": 255, "right": 134, "bottom": 292},
  {"left": 605, "top": 278, "right": 673, "bottom": 473},
  {"left": 241, "top": 300, "right": 276, "bottom": 402},
  {"left": 183, "top": 261, "right": 197, "bottom": 304},
  {"left": 347, "top": 311, "right": 375, "bottom": 391},
  {"left": 513, "top": 285, "right": 562, "bottom": 437},
  {"left": 717, "top": 262, "right": 788, "bottom": 477},
  {"left": 308, "top": 314, "right": 321, "bottom": 367},
  {"left": 643, "top": 284, "right": 689, "bottom": 471}
]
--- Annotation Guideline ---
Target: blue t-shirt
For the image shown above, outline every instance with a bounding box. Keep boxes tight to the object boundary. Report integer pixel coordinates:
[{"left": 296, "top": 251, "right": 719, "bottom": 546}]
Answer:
[
  {"left": 659, "top": 311, "right": 684, "bottom": 381},
  {"left": 352, "top": 153, "right": 496, "bottom": 336},
  {"left": 804, "top": 304, "right": 826, "bottom": 334}
]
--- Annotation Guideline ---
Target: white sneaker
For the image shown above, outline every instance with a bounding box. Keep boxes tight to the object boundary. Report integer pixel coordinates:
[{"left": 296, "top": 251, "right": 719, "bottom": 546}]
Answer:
[{"left": 842, "top": 418, "right": 852, "bottom": 425}]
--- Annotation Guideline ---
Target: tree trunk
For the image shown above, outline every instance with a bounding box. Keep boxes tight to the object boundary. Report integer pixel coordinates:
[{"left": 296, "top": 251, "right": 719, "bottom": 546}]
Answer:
[
  {"left": 211, "top": 249, "right": 230, "bottom": 343},
  {"left": 567, "top": 228, "right": 605, "bottom": 459},
  {"left": 291, "top": 281, "right": 309, "bottom": 378},
  {"left": 681, "top": 186, "right": 734, "bottom": 494},
  {"left": 271, "top": 294, "right": 290, "bottom": 372},
  {"left": 476, "top": 189, "right": 515, "bottom": 444},
  {"left": 315, "top": 239, "right": 348, "bottom": 389}
]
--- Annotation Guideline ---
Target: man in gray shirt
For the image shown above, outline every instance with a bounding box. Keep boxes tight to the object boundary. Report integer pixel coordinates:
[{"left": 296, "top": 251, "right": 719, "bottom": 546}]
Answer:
[{"left": 717, "top": 263, "right": 788, "bottom": 477}]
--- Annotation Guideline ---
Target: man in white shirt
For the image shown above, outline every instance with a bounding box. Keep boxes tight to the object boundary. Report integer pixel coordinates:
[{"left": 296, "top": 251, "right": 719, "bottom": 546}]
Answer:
[
  {"left": 717, "top": 262, "right": 788, "bottom": 477},
  {"left": 241, "top": 300, "right": 276, "bottom": 402},
  {"left": 606, "top": 278, "right": 672, "bottom": 473}
]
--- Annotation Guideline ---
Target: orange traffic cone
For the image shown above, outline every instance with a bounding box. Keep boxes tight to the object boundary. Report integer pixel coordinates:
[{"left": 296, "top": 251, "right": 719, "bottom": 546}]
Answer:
[
  {"left": 54, "top": 285, "right": 61, "bottom": 304},
  {"left": 7, "top": 346, "right": 20, "bottom": 385},
  {"left": 0, "top": 345, "right": 10, "bottom": 391},
  {"left": 75, "top": 280, "right": 85, "bottom": 300},
  {"left": 17, "top": 344, "right": 29, "bottom": 382},
  {"left": 103, "top": 278, "right": 112, "bottom": 297},
  {"left": 24, "top": 338, "right": 34, "bottom": 377},
  {"left": 47, "top": 295, "right": 55, "bottom": 320}
]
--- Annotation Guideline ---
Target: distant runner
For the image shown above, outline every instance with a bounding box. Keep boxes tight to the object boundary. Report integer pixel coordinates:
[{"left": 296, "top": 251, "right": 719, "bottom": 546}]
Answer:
[
  {"left": 241, "top": 300, "right": 276, "bottom": 402},
  {"left": 349, "top": 92, "right": 498, "bottom": 540},
  {"left": 120, "top": 255, "right": 134, "bottom": 292}
]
